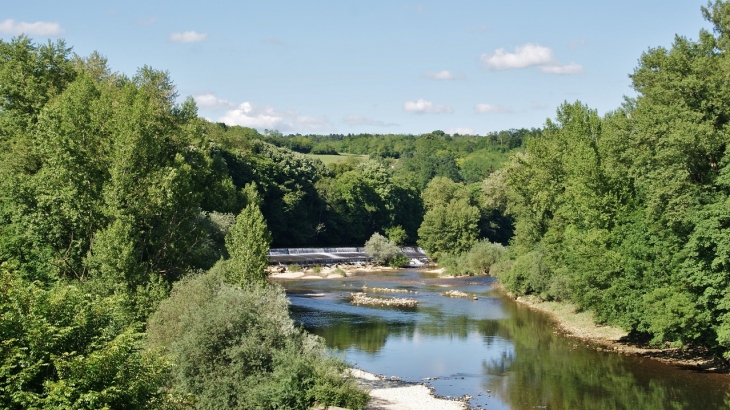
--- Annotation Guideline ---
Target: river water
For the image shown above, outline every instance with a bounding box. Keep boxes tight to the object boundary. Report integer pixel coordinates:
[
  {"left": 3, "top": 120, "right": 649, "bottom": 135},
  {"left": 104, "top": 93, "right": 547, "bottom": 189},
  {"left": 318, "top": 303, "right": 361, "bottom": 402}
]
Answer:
[{"left": 277, "top": 269, "right": 730, "bottom": 409}]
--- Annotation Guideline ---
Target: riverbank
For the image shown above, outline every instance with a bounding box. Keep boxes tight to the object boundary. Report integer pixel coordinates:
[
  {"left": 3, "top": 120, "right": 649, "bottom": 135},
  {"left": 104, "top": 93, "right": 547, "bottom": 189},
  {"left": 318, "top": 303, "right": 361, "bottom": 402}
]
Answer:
[
  {"left": 349, "top": 369, "right": 466, "bottom": 410},
  {"left": 500, "top": 283, "right": 727, "bottom": 372}
]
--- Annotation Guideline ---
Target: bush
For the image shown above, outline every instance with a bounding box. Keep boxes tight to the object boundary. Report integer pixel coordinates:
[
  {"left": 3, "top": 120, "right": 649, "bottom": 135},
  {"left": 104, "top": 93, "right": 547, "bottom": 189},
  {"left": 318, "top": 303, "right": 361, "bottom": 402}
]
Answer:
[
  {"left": 497, "top": 248, "right": 550, "bottom": 297},
  {"left": 288, "top": 263, "right": 302, "bottom": 272},
  {"left": 364, "top": 232, "right": 399, "bottom": 264},
  {"left": 388, "top": 253, "right": 410, "bottom": 268},
  {"left": 312, "top": 265, "right": 323, "bottom": 274},
  {"left": 465, "top": 241, "right": 506, "bottom": 274},
  {"left": 147, "top": 271, "right": 368, "bottom": 409},
  {"left": 0, "top": 267, "right": 169, "bottom": 410},
  {"left": 439, "top": 240, "right": 506, "bottom": 276}
]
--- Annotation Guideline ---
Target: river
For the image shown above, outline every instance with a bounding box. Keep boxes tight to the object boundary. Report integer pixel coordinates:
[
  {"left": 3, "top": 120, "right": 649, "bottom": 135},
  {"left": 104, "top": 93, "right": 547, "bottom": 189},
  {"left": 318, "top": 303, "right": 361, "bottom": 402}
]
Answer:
[{"left": 276, "top": 269, "right": 730, "bottom": 409}]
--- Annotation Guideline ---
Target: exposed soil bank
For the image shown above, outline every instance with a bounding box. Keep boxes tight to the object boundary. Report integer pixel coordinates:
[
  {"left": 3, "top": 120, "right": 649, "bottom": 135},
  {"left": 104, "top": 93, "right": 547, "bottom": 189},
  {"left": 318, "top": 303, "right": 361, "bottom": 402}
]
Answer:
[{"left": 498, "top": 283, "right": 728, "bottom": 372}]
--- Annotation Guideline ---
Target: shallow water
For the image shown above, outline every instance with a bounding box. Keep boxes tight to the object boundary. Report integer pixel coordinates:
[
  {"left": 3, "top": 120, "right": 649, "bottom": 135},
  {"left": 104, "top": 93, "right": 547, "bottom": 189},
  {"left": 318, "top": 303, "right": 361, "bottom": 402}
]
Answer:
[{"left": 279, "top": 270, "right": 730, "bottom": 409}]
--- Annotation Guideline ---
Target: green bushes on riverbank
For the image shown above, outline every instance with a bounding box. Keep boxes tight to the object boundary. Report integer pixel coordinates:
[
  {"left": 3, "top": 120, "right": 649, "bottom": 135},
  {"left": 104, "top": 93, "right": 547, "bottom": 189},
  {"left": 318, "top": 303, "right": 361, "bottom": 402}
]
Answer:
[{"left": 147, "top": 270, "right": 368, "bottom": 410}]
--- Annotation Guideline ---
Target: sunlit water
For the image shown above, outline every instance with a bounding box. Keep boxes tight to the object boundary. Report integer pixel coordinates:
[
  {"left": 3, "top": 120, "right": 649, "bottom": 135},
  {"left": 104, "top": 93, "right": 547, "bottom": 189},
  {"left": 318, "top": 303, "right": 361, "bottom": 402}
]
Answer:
[{"left": 277, "top": 270, "right": 730, "bottom": 409}]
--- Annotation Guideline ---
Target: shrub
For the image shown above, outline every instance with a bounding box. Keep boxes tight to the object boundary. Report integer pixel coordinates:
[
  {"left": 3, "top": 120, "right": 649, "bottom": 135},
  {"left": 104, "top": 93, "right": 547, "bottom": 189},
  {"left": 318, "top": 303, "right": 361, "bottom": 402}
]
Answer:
[
  {"left": 364, "top": 232, "right": 399, "bottom": 264},
  {"left": 388, "top": 253, "right": 410, "bottom": 268},
  {"left": 0, "top": 267, "right": 169, "bottom": 409},
  {"left": 465, "top": 241, "right": 506, "bottom": 274},
  {"left": 439, "top": 240, "right": 506, "bottom": 276},
  {"left": 312, "top": 265, "right": 323, "bottom": 274},
  {"left": 334, "top": 268, "right": 346, "bottom": 277},
  {"left": 147, "top": 271, "right": 369, "bottom": 409},
  {"left": 288, "top": 263, "right": 302, "bottom": 272}
]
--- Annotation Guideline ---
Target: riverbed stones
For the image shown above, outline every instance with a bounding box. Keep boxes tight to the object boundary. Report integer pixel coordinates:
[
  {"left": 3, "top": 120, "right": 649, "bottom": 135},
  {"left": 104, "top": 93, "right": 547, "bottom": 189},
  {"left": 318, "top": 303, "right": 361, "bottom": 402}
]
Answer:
[
  {"left": 350, "top": 292, "right": 418, "bottom": 307},
  {"left": 441, "top": 290, "right": 470, "bottom": 298}
]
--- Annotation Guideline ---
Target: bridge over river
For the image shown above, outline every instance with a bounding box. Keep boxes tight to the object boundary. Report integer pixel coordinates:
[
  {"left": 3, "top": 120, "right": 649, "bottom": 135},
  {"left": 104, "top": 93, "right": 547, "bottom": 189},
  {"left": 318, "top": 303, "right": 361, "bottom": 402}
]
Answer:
[{"left": 267, "top": 247, "right": 429, "bottom": 266}]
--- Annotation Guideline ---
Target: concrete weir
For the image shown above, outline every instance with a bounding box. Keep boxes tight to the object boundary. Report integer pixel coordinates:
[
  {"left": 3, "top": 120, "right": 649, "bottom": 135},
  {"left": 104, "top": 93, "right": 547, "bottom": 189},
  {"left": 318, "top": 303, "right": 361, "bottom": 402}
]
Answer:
[{"left": 267, "top": 247, "right": 429, "bottom": 267}]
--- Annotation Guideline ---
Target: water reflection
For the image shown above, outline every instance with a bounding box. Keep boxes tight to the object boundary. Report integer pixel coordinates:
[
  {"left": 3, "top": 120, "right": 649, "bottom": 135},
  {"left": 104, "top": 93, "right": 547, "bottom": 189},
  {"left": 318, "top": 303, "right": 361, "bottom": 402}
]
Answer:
[{"left": 281, "top": 272, "right": 730, "bottom": 409}]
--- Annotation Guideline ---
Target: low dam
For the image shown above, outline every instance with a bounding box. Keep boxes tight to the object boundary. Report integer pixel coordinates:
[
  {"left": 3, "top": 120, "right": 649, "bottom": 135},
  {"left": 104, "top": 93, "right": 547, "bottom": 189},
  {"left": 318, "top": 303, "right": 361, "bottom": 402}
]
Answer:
[{"left": 267, "top": 247, "right": 429, "bottom": 266}]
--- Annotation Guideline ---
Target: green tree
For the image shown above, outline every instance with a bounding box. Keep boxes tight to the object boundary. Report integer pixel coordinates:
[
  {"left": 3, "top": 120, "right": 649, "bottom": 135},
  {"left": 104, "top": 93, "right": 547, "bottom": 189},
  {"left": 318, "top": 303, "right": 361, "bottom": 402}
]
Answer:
[
  {"left": 364, "top": 232, "right": 400, "bottom": 264},
  {"left": 225, "top": 199, "right": 272, "bottom": 285}
]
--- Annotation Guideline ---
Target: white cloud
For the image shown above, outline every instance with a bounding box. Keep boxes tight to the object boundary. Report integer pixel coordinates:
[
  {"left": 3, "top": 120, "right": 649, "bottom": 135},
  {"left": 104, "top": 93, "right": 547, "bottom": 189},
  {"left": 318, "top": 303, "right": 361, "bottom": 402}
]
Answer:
[
  {"left": 404, "top": 99, "right": 453, "bottom": 114},
  {"left": 170, "top": 31, "right": 207, "bottom": 43},
  {"left": 425, "top": 70, "right": 464, "bottom": 80},
  {"left": 481, "top": 43, "right": 582, "bottom": 74},
  {"left": 344, "top": 115, "right": 398, "bottom": 127},
  {"left": 427, "top": 70, "right": 453, "bottom": 80},
  {"left": 474, "top": 103, "right": 511, "bottom": 113},
  {"left": 446, "top": 127, "right": 475, "bottom": 135},
  {"left": 530, "top": 102, "right": 548, "bottom": 110},
  {"left": 218, "top": 102, "right": 333, "bottom": 132},
  {"left": 0, "top": 19, "right": 63, "bottom": 36},
  {"left": 481, "top": 43, "right": 553, "bottom": 70},
  {"left": 194, "top": 93, "right": 235, "bottom": 109},
  {"left": 540, "top": 62, "right": 583, "bottom": 74}
]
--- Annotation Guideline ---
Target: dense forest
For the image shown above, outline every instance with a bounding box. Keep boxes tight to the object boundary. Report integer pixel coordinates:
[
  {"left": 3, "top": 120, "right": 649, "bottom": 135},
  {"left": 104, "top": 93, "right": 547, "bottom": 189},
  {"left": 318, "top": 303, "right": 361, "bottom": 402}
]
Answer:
[
  {"left": 492, "top": 1, "right": 730, "bottom": 360},
  {"left": 4, "top": 1, "right": 730, "bottom": 407},
  {"left": 0, "top": 36, "right": 517, "bottom": 408}
]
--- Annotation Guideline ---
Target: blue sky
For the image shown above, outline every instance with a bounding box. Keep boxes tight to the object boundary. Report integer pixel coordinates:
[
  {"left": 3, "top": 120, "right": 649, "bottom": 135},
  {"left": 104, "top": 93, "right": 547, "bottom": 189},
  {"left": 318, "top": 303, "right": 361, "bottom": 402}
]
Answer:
[{"left": 1, "top": 1, "right": 712, "bottom": 135}]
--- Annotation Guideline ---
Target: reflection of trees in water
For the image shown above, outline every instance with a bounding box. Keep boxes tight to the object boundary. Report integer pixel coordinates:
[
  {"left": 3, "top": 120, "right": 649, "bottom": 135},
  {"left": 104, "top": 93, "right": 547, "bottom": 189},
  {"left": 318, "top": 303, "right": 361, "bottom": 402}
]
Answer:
[
  {"left": 309, "top": 317, "right": 406, "bottom": 353},
  {"left": 481, "top": 302, "right": 730, "bottom": 410},
  {"left": 303, "top": 305, "right": 498, "bottom": 353},
  {"left": 295, "top": 295, "right": 730, "bottom": 409}
]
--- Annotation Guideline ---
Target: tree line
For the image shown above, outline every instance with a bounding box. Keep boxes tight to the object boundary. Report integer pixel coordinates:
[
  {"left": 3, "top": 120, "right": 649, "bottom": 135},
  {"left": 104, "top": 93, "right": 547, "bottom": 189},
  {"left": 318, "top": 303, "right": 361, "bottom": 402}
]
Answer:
[
  {"left": 492, "top": 1, "right": 730, "bottom": 360},
  {"left": 0, "top": 36, "right": 368, "bottom": 409}
]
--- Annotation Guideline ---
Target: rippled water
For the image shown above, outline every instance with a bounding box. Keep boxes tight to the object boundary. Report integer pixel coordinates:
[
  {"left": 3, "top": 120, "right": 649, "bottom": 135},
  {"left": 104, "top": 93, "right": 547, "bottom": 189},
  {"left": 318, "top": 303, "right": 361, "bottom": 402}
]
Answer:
[{"left": 277, "top": 270, "right": 730, "bottom": 409}]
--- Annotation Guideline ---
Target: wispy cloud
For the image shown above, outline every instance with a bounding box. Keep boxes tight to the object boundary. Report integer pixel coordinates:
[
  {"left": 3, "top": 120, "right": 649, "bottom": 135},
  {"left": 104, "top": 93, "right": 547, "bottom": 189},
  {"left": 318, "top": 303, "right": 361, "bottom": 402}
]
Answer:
[
  {"left": 481, "top": 43, "right": 582, "bottom": 74},
  {"left": 404, "top": 99, "right": 453, "bottom": 114},
  {"left": 194, "top": 93, "right": 235, "bottom": 109},
  {"left": 570, "top": 38, "right": 588, "bottom": 51},
  {"left": 218, "top": 101, "right": 334, "bottom": 132},
  {"left": 465, "top": 24, "right": 488, "bottom": 32},
  {"left": 170, "top": 30, "right": 207, "bottom": 43},
  {"left": 530, "top": 102, "right": 548, "bottom": 110},
  {"left": 425, "top": 70, "right": 464, "bottom": 80},
  {"left": 344, "top": 115, "right": 398, "bottom": 127},
  {"left": 0, "top": 19, "right": 63, "bottom": 36},
  {"left": 540, "top": 62, "right": 583, "bottom": 74},
  {"left": 474, "top": 103, "right": 511, "bottom": 113},
  {"left": 134, "top": 17, "right": 157, "bottom": 26},
  {"left": 446, "top": 127, "right": 475, "bottom": 135}
]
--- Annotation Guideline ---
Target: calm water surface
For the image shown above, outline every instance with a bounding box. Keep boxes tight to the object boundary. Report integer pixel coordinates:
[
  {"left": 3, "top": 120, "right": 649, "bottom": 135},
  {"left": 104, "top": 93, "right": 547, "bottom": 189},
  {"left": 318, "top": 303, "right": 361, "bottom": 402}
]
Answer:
[{"left": 277, "top": 269, "right": 730, "bottom": 409}]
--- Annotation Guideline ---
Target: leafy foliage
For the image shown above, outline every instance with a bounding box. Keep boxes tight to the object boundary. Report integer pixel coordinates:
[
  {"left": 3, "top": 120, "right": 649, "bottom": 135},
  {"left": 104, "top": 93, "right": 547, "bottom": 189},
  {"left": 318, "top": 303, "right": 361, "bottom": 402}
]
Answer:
[
  {"left": 498, "top": 1, "right": 730, "bottom": 358},
  {"left": 364, "top": 232, "right": 400, "bottom": 265},
  {"left": 146, "top": 271, "right": 369, "bottom": 410}
]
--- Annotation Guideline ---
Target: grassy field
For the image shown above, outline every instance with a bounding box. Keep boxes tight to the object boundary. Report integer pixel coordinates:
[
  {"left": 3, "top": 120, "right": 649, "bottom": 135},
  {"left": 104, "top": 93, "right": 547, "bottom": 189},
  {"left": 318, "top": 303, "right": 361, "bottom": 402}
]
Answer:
[{"left": 305, "top": 153, "right": 367, "bottom": 165}]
